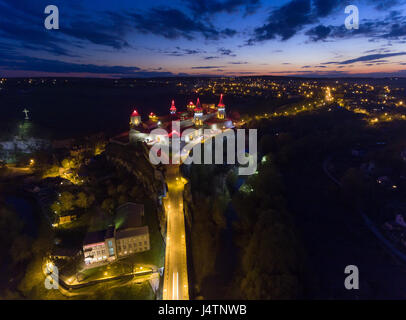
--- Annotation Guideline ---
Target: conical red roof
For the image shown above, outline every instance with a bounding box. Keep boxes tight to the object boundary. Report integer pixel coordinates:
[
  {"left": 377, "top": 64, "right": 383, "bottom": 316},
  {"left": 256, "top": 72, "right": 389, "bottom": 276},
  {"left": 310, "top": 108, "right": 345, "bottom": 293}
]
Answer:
[
  {"left": 194, "top": 97, "right": 203, "bottom": 112},
  {"left": 131, "top": 110, "right": 140, "bottom": 117},
  {"left": 170, "top": 100, "right": 176, "bottom": 112},
  {"left": 218, "top": 94, "right": 225, "bottom": 107}
]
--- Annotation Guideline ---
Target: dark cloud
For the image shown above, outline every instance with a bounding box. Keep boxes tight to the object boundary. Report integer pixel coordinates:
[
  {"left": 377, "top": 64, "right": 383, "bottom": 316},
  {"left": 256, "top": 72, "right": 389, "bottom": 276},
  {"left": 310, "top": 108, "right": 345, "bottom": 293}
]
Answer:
[
  {"left": 0, "top": 0, "right": 135, "bottom": 55},
  {"left": 0, "top": 0, "right": 72, "bottom": 56},
  {"left": 364, "top": 48, "right": 393, "bottom": 54},
  {"left": 0, "top": 51, "right": 181, "bottom": 77},
  {"left": 249, "top": 0, "right": 313, "bottom": 43},
  {"left": 312, "top": 0, "right": 341, "bottom": 17},
  {"left": 183, "top": 0, "right": 261, "bottom": 16},
  {"left": 305, "top": 25, "right": 332, "bottom": 41},
  {"left": 306, "top": 9, "right": 406, "bottom": 42},
  {"left": 160, "top": 47, "right": 205, "bottom": 56},
  {"left": 249, "top": 0, "right": 405, "bottom": 43},
  {"left": 130, "top": 8, "right": 236, "bottom": 40},
  {"left": 1, "top": 55, "right": 139, "bottom": 75},
  {"left": 384, "top": 22, "right": 406, "bottom": 38},
  {"left": 248, "top": 0, "right": 353, "bottom": 43},
  {"left": 191, "top": 66, "right": 225, "bottom": 69},
  {"left": 61, "top": 11, "right": 132, "bottom": 49},
  {"left": 218, "top": 48, "right": 237, "bottom": 56},
  {"left": 324, "top": 52, "right": 406, "bottom": 65},
  {"left": 369, "top": 0, "right": 402, "bottom": 10},
  {"left": 205, "top": 56, "right": 220, "bottom": 60},
  {"left": 228, "top": 61, "right": 248, "bottom": 64}
]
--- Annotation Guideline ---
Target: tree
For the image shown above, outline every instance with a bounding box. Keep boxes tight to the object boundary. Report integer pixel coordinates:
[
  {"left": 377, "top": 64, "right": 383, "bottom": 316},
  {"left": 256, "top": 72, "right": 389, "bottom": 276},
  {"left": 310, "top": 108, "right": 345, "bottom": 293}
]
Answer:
[
  {"left": 129, "top": 186, "right": 140, "bottom": 199},
  {"left": 76, "top": 192, "right": 89, "bottom": 210},
  {"left": 75, "top": 192, "right": 95, "bottom": 210},
  {"left": 50, "top": 201, "right": 62, "bottom": 215},
  {"left": 101, "top": 198, "right": 115, "bottom": 214},
  {"left": 340, "top": 167, "right": 367, "bottom": 208},
  {"left": 60, "top": 192, "right": 75, "bottom": 212},
  {"left": 61, "top": 158, "right": 71, "bottom": 169},
  {"left": 88, "top": 194, "right": 95, "bottom": 208},
  {"left": 107, "top": 185, "right": 117, "bottom": 197},
  {"left": 259, "top": 134, "right": 274, "bottom": 154},
  {"left": 117, "top": 184, "right": 128, "bottom": 194},
  {"left": 118, "top": 194, "right": 129, "bottom": 205},
  {"left": 10, "top": 235, "right": 33, "bottom": 265}
]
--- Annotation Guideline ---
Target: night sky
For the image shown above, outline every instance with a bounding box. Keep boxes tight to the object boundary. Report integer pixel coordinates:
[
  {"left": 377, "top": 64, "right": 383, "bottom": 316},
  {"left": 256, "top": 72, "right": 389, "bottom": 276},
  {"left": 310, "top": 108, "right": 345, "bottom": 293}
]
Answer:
[{"left": 0, "top": 0, "right": 405, "bottom": 78}]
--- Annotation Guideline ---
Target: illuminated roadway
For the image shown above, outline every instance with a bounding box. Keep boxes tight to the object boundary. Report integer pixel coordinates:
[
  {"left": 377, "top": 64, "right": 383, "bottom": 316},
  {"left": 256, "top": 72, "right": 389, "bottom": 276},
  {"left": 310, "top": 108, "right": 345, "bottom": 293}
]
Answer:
[
  {"left": 162, "top": 130, "right": 234, "bottom": 300},
  {"left": 163, "top": 165, "right": 189, "bottom": 300}
]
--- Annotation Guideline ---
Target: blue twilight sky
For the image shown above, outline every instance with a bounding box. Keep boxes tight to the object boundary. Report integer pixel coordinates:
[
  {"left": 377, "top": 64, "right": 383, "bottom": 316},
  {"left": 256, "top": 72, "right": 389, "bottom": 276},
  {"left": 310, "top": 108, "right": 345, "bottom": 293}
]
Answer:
[{"left": 0, "top": 0, "right": 406, "bottom": 78}]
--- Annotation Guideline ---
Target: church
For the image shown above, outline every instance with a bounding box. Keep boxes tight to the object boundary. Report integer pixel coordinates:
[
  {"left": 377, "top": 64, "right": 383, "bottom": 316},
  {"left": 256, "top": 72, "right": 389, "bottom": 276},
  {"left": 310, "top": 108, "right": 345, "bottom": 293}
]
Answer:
[{"left": 128, "top": 94, "right": 234, "bottom": 145}]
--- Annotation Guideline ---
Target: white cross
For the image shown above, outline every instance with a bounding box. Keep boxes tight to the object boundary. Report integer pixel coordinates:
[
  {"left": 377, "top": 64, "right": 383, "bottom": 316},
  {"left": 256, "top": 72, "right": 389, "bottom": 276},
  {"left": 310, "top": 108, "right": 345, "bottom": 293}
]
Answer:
[{"left": 23, "top": 108, "right": 29, "bottom": 120}]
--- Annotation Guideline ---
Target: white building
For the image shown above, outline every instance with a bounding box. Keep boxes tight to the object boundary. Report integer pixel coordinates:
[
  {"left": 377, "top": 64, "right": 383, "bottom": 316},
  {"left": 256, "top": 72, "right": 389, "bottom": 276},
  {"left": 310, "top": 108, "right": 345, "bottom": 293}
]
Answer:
[{"left": 83, "top": 203, "right": 150, "bottom": 265}]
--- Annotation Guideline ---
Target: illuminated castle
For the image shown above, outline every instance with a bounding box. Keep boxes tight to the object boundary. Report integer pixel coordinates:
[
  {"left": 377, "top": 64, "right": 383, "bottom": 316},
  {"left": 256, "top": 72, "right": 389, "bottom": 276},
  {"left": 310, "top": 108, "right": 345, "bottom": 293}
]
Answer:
[
  {"left": 217, "top": 94, "right": 226, "bottom": 119},
  {"left": 128, "top": 95, "right": 234, "bottom": 144},
  {"left": 130, "top": 109, "right": 141, "bottom": 126},
  {"left": 193, "top": 98, "right": 203, "bottom": 126}
]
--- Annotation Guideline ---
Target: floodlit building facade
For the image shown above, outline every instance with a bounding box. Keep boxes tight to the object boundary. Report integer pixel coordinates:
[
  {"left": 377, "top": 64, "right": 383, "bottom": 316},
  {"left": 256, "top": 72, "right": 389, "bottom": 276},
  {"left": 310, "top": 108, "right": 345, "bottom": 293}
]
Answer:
[{"left": 83, "top": 203, "right": 150, "bottom": 265}]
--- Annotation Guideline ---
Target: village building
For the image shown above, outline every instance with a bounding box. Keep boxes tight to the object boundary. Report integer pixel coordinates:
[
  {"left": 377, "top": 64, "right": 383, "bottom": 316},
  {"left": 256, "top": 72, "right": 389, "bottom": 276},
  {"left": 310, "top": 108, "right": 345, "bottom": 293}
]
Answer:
[{"left": 82, "top": 203, "right": 150, "bottom": 265}]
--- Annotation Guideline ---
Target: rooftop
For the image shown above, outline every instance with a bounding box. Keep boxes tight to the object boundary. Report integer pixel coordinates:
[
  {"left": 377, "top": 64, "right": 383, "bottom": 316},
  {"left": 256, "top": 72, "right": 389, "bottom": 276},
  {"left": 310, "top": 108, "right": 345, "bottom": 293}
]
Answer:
[
  {"left": 116, "top": 225, "right": 149, "bottom": 239},
  {"left": 83, "top": 230, "right": 105, "bottom": 246},
  {"left": 115, "top": 202, "right": 144, "bottom": 230}
]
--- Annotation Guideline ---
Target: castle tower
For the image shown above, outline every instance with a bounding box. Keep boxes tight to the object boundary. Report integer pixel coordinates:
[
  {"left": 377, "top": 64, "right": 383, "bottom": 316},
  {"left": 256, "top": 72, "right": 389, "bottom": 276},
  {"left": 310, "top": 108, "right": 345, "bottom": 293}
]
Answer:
[
  {"left": 149, "top": 112, "right": 157, "bottom": 121},
  {"left": 194, "top": 98, "right": 203, "bottom": 126},
  {"left": 170, "top": 100, "right": 177, "bottom": 115},
  {"left": 187, "top": 100, "right": 195, "bottom": 113},
  {"left": 130, "top": 109, "right": 141, "bottom": 127},
  {"left": 217, "top": 94, "right": 226, "bottom": 119}
]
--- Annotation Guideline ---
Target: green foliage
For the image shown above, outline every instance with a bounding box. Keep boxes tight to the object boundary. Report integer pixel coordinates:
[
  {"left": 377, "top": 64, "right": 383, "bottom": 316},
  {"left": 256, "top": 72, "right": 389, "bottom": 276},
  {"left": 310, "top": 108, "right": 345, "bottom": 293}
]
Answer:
[
  {"left": 107, "top": 184, "right": 117, "bottom": 197},
  {"left": 0, "top": 204, "right": 29, "bottom": 265},
  {"left": 61, "top": 158, "right": 71, "bottom": 169},
  {"left": 50, "top": 201, "right": 62, "bottom": 215},
  {"left": 10, "top": 235, "right": 33, "bottom": 265},
  {"left": 101, "top": 198, "right": 115, "bottom": 214},
  {"left": 59, "top": 192, "right": 75, "bottom": 212},
  {"left": 76, "top": 192, "right": 95, "bottom": 210},
  {"left": 238, "top": 210, "right": 302, "bottom": 299}
]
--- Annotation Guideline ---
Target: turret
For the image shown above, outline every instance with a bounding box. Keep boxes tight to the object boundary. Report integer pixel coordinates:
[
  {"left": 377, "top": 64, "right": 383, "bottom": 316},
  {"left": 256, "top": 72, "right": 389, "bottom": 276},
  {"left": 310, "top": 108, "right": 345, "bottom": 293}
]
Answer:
[
  {"left": 149, "top": 112, "right": 157, "bottom": 121},
  {"left": 187, "top": 100, "right": 195, "bottom": 113},
  {"left": 130, "top": 109, "right": 141, "bottom": 127},
  {"left": 217, "top": 94, "right": 226, "bottom": 119},
  {"left": 170, "top": 100, "right": 177, "bottom": 115},
  {"left": 194, "top": 98, "right": 203, "bottom": 126}
]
